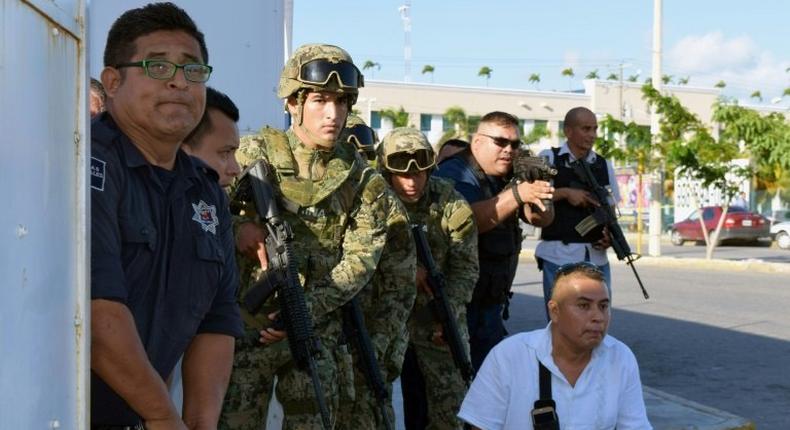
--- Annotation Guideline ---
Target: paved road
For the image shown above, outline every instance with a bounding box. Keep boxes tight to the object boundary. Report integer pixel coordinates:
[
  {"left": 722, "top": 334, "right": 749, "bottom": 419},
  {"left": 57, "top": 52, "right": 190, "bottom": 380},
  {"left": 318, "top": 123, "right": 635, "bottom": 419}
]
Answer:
[
  {"left": 507, "top": 258, "right": 790, "bottom": 429},
  {"left": 522, "top": 235, "right": 790, "bottom": 264}
]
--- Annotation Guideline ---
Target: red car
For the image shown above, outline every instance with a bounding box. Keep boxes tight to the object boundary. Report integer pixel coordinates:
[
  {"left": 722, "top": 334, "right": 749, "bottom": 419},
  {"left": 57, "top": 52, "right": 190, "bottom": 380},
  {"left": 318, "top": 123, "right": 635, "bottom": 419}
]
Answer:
[{"left": 670, "top": 206, "right": 770, "bottom": 245}]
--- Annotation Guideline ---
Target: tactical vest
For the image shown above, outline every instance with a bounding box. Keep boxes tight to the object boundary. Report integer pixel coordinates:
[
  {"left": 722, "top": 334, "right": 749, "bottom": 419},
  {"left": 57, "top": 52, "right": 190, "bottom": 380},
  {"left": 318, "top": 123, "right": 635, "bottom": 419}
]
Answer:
[
  {"left": 541, "top": 148, "right": 610, "bottom": 243},
  {"left": 458, "top": 149, "right": 521, "bottom": 306}
]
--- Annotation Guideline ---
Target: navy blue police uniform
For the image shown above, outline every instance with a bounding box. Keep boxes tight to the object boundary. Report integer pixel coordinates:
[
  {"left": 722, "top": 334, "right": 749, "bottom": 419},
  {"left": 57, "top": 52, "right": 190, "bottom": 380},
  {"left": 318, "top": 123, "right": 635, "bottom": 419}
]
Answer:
[{"left": 90, "top": 113, "right": 243, "bottom": 426}]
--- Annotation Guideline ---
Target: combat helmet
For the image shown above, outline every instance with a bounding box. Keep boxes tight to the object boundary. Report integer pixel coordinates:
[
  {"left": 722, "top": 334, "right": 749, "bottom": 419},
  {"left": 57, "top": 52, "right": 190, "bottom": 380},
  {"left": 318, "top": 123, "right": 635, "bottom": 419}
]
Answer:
[
  {"left": 344, "top": 113, "right": 378, "bottom": 160},
  {"left": 277, "top": 44, "right": 364, "bottom": 105},
  {"left": 379, "top": 127, "right": 436, "bottom": 174}
]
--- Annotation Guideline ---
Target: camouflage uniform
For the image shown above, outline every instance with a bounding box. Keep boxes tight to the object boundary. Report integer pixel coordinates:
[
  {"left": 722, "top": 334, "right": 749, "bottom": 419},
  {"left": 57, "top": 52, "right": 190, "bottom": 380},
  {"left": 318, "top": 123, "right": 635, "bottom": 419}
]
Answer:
[
  {"left": 381, "top": 128, "right": 479, "bottom": 430},
  {"left": 220, "top": 44, "right": 389, "bottom": 430},
  {"left": 335, "top": 189, "right": 416, "bottom": 429}
]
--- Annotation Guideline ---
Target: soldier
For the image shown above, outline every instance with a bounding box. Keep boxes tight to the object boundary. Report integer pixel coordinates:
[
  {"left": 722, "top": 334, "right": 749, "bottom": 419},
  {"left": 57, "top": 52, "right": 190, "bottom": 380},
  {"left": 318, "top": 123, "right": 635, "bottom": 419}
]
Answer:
[
  {"left": 336, "top": 119, "right": 417, "bottom": 429},
  {"left": 220, "top": 44, "right": 391, "bottom": 429},
  {"left": 380, "top": 128, "right": 479, "bottom": 430}
]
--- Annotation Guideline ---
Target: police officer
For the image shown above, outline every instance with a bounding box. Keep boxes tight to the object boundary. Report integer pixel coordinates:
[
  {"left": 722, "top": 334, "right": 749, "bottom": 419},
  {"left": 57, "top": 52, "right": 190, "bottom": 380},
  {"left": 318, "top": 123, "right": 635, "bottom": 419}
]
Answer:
[
  {"left": 221, "top": 44, "right": 391, "bottom": 429},
  {"left": 434, "top": 111, "right": 554, "bottom": 371},
  {"left": 91, "top": 4, "right": 242, "bottom": 429},
  {"left": 381, "top": 128, "right": 479, "bottom": 430}
]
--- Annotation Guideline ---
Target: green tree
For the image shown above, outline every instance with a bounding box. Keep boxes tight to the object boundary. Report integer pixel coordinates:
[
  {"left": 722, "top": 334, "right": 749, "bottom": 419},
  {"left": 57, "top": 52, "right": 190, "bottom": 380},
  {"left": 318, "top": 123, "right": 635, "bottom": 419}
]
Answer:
[
  {"left": 661, "top": 74, "right": 673, "bottom": 85},
  {"left": 627, "top": 75, "right": 639, "bottom": 82},
  {"left": 421, "top": 64, "right": 435, "bottom": 83},
  {"left": 585, "top": 69, "right": 600, "bottom": 79},
  {"left": 750, "top": 90, "right": 763, "bottom": 102},
  {"left": 478, "top": 66, "right": 493, "bottom": 86},
  {"left": 784, "top": 88, "right": 790, "bottom": 97},
  {"left": 440, "top": 106, "right": 469, "bottom": 142},
  {"left": 642, "top": 84, "right": 751, "bottom": 258},
  {"left": 561, "top": 67, "right": 574, "bottom": 89},
  {"left": 677, "top": 76, "right": 690, "bottom": 85},
  {"left": 379, "top": 106, "right": 409, "bottom": 128},
  {"left": 528, "top": 73, "right": 541, "bottom": 90},
  {"left": 714, "top": 80, "right": 726, "bottom": 89},
  {"left": 522, "top": 122, "right": 551, "bottom": 145},
  {"left": 606, "top": 73, "right": 619, "bottom": 81},
  {"left": 362, "top": 60, "right": 380, "bottom": 79}
]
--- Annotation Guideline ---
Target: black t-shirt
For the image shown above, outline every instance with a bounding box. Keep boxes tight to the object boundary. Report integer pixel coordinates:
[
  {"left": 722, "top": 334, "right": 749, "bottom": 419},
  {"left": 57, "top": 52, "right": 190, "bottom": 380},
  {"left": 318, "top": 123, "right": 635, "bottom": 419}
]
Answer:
[{"left": 90, "top": 113, "right": 242, "bottom": 425}]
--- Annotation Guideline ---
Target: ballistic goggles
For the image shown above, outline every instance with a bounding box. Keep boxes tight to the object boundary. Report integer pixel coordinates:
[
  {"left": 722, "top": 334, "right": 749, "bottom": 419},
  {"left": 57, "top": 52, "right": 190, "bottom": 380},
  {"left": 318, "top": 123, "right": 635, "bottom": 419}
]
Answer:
[
  {"left": 384, "top": 149, "right": 436, "bottom": 173},
  {"left": 299, "top": 59, "right": 364, "bottom": 88},
  {"left": 347, "top": 125, "right": 376, "bottom": 156}
]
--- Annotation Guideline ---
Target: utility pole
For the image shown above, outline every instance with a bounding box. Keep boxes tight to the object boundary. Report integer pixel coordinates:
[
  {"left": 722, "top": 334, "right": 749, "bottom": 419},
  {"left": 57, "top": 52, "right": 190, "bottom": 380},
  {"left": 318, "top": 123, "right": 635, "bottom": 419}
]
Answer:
[
  {"left": 399, "top": 1, "right": 412, "bottom": 82},
  {"left": 648, "top": 0, "right": 663, "bottom": 256}
]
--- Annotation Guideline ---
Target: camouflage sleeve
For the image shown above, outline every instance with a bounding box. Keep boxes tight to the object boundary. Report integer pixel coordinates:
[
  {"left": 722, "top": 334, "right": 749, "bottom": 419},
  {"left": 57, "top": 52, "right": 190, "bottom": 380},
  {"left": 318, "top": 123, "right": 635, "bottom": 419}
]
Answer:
[
  {"left": 306, "top": 174, "right": 390, "bottom": 320},
  {"left": 367, "top": 193, "right": 417, "bottom": 360},
  {"left": 442, "top": 190, "right": 479, "bottom": 318}
]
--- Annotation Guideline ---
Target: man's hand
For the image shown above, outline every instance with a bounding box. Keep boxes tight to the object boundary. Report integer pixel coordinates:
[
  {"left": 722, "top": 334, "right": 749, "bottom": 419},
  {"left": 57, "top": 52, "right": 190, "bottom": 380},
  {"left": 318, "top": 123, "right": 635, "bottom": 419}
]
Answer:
[
  {"left": 144, "top": 416, "right": 189, "bottom": 430},
  {"left": 592, "top": 226, "right": 613, "bottom": 250},
  {"left": 259, "top": 312, "right": 287, "bottom": 344},
  {"left": 515, "top": 180, "right": 554, "bottom": 212},
  {"left": 561, "top": 188, "right": 600, "bottom": 208},
  {"left": 416, "top": 266, "right": 433, "bottom": 297},
  {"left": 236, "top": 222, "right": 268, "bottom": 269}
]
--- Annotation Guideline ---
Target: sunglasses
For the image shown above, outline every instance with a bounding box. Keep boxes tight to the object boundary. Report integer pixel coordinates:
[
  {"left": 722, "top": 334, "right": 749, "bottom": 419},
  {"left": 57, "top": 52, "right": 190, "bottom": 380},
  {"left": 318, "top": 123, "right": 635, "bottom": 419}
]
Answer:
[
  {"left": 555, "top": 261, "right": 604, "bottom": 279},
  {"left": 385, "top": 149, "right": 436, "bottom": 173},
  {"left": 478, "top": 133, "right": 521, "bottom": 149},
  {"left": 299, "top": 59, "right": 364, "bottom": 88}
]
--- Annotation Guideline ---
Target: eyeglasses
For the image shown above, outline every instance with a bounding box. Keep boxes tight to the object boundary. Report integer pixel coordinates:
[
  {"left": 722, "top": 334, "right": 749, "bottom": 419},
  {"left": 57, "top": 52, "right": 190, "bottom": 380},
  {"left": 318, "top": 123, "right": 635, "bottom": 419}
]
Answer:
[
  {"left": 385, "top": 149, "right": 436, "bottom": 173},
  {"left": 299, "top": 59, "right": 364, "bottom": 88},
  {"left": 115, "top": 59, "right": 213, "bottom": 83},
  {"left": 478, "top": 133, "right": 521, "bottom": 149},
  {"left": 555, "top": 261, "right": 604, "bottom": 279}
]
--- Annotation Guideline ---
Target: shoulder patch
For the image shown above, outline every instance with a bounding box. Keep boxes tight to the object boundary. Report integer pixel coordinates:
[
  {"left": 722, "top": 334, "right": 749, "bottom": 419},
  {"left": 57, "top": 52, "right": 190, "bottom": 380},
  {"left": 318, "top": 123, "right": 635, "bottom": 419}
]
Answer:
[
  {"left": 361, "top": 171, "right": 388, "bottom": 204},
  {"left": 90, "top": 156, "right": 106, "bottom": 191},
  {"left": 447, "top": 200, "right": 475, "bottom": 236}
]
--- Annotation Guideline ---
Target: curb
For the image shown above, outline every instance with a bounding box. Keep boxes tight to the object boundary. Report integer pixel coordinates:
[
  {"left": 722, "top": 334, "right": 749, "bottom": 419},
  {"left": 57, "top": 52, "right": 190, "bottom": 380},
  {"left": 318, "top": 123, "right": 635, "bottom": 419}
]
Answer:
[
  {"left": 518, "top": 248, "right": 790, "bottom": 275},
  {"left": 643, "top": 386, "right": 755, "bottom": 430}
]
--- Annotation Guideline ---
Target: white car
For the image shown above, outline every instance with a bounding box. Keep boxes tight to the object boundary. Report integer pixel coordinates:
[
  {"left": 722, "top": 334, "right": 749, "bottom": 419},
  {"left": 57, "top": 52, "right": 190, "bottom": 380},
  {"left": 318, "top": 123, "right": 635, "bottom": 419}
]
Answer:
[{"left": 771, "top": 221, "right": 790, "bottom": 250}]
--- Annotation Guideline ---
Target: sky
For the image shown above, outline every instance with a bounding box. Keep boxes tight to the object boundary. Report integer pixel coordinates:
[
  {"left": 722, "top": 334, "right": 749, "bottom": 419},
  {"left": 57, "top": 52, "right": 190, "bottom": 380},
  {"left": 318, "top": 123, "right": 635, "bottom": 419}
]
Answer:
[{"left": 293, "top": 0, "right": 790, "bottom": 107}]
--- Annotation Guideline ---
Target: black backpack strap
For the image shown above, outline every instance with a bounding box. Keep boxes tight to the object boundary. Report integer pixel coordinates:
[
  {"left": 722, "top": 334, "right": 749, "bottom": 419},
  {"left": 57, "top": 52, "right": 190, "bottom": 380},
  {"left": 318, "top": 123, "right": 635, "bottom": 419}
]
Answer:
[
  {"left": 532, "top": 360, "right": 560, "bottom": 430},
  {"left": 539, "top": 362, "right": 552, "bottom": 401}
]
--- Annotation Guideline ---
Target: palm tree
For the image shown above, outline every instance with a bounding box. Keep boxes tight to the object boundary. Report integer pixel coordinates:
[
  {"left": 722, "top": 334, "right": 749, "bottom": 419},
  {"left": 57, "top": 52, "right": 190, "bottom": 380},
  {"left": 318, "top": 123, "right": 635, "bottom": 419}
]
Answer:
[
  {"left": 421, "top": 64, "right": 435, "bottom": 83},
  {"left": 528, "top": 73, "right": 541, "bottom": 90},
  {"left": 478, "top": 66, "right": 493, "bottom": 86},
  {"left": 627, "top": 75, "right": 639, "bottom": 82},
  {"left": 783, "top": 88, "right": 790, "bottom": 97},
  {"left": 585, "top": 69, "right": 599, "bottom": 79},
  {"left": 661, "top": 74, "right": 673, "bottom": 85},
  {"left": 362, "top": 60, "right": 380, "bottom": 79},
  {"left": 606, "top": 73, "right": 618, "bottom": 81},
  {"left": 714, "top": 80, "right": 726, "bottom": 89},
  {"left": 441, "top": 106, "right": 470, "bottom": 141},
  {"left": 380, "top": 106, "right": 409, "bottom": 127},
  {"left": 561, "top": 67, "right": 574, "bottom": 90},
  {"left": 677, "top": 76, "right": 690, "bottom": 85},
  {"left": 750, "top": 90, "right": 763, "bottom": 102}
]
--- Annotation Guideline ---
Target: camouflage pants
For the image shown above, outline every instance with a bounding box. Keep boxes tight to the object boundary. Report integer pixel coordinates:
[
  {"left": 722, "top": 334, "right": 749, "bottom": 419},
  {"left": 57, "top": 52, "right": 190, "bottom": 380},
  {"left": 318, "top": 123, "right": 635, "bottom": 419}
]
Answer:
[
  {"left": 402, "top": 325, "right": 469, "bottom": 430},
  {"left": 219, "top": 326, "right": 343, "bottom": 430},
  {"left": 335, "top": 352, "right": 395, "bottom": 430}
]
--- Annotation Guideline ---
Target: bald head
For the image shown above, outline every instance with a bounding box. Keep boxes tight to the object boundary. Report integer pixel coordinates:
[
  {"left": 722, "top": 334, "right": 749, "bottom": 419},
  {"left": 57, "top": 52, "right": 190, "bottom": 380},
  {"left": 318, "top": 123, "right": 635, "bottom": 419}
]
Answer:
[{"left": 563, "top": 106, "right": 595, "bottom": 129}]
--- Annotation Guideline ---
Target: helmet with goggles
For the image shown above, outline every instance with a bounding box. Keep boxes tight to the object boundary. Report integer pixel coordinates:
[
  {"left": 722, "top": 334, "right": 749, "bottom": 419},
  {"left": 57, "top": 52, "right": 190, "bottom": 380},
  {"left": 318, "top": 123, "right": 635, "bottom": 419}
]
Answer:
[
  {"left": 277, "top": 44, "right": 364, "bottom": 105},
  {"left": 344, "top": 114, "right": 378, "bottom": 160},
  {"left": 380, "top": 127, "right": 436, "bottom": 174}
]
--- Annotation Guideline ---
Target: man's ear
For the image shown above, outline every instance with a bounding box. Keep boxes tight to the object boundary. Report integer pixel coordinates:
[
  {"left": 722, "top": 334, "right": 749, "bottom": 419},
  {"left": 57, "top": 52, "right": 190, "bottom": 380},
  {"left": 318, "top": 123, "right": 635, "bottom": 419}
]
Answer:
[
  {"left": 548, "top": 299, "right": 560, "bottom": 323},
  {"left": 100, "top": 66, "right": 121, "bottom": 98},
  {"left": 285, "top": 95, "right": 298, "bottom": 116}
]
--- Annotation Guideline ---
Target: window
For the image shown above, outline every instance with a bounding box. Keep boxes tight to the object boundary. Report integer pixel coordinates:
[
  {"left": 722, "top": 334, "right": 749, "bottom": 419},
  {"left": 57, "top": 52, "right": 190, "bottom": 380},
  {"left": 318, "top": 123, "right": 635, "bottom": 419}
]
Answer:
[
  {"left": 702, "top": 208, "right": 715, "bottom": 220},
  {"left": 370, "top": 111, "right": 381, "bottom": 129},
  {"left": 420, "top": 114, "right": 432, "bottom": 131}
]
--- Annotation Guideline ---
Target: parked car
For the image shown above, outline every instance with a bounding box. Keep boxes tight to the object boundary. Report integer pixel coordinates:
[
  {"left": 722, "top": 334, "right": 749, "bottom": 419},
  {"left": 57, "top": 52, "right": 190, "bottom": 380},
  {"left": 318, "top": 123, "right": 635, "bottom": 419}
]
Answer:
[
  {"left": 770, "top": 221, "right": 790, "bottom": 250},
  {"left": 670, "top": 206, "right": 770, "bottom": 246}
]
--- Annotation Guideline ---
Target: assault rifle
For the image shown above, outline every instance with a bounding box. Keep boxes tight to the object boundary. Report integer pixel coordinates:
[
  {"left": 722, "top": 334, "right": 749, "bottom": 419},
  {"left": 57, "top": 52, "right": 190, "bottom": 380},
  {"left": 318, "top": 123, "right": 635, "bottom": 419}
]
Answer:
[
  {"left": 341, "top": 297, "right": 393, "bottom": 430},
  {"left": 570, "top": 159, "right": 649, "bottom": 299},
  {"left": 232, "top": 160, "right": 332, "bottom": 430},
  {"left": 410, "top": 224, "right": 475, "bottom": 385},
  {"left": 512, "top": 149, "right": 557, "bottom": 210}
]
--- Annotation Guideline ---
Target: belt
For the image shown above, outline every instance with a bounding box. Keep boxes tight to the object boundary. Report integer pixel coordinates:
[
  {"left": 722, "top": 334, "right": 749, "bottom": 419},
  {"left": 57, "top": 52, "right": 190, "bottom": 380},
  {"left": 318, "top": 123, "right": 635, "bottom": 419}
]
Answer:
[{"left": 92, "top": 425, "right": 144, "bottom": 430}]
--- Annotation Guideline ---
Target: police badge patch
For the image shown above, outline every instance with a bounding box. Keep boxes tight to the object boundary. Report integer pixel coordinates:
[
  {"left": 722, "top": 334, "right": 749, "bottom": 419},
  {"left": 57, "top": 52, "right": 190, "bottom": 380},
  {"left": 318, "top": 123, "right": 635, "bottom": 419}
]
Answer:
[
  {"left": 191, "top": 200, "right": 219, "bottom": 234},
  {"left": 91, "top": 157, "right": 106, "bottom": 191}
]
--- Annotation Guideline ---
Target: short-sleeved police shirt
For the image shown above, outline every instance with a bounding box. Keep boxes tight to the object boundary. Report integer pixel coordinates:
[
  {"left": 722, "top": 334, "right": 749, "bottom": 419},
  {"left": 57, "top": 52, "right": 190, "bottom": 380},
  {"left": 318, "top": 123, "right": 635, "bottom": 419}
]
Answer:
[{"left": 90, "top": 113, "right": 243, "bottom": 425}]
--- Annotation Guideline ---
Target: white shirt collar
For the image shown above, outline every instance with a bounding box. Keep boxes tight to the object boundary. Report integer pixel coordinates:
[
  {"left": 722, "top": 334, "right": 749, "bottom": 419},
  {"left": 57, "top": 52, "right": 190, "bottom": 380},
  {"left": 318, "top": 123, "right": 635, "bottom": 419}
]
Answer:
[
  {"left": 531, "top": 322, "right": 613, "bottom": 374},
  {"left": 559, "top": 141, "right": 597, "bottom": 163}
]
